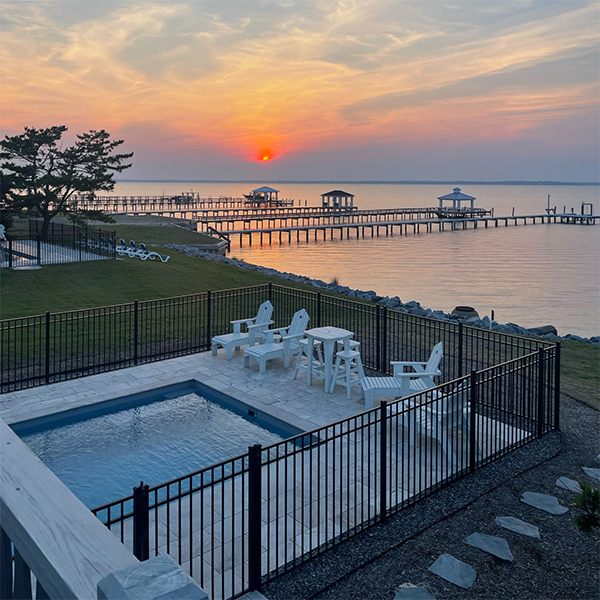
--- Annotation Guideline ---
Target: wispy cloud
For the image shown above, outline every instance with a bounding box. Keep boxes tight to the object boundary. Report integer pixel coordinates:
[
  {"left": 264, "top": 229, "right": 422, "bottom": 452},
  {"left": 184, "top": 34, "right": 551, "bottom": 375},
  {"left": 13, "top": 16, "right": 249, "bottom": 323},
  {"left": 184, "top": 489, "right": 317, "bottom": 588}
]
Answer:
[{"left": 0, "top": 0, "right": 597, "bottom": 176}]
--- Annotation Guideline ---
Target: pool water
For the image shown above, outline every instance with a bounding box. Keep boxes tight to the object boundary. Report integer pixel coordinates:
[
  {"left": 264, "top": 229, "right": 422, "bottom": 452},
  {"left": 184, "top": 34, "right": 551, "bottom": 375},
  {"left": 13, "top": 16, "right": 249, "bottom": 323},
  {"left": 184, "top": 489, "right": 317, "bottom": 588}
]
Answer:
[{"left": 20, "top": 393, "right": 285, "bottom": 508}]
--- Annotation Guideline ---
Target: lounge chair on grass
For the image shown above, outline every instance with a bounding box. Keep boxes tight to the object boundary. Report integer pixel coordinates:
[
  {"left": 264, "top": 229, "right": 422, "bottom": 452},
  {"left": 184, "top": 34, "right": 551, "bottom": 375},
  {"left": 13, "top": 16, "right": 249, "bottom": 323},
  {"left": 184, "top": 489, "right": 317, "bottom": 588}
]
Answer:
[
  {"left": 139, "top": 242, "right": 170, "bottom": 263},
  {"left": 243, "top": 309, "right": 309, "bottom": 373},
  {"left": 211, "top": 301, "right": 274, "bottom": 360},
  {"left": 361, "top": 342, "right": 443, "bottom": 409}
]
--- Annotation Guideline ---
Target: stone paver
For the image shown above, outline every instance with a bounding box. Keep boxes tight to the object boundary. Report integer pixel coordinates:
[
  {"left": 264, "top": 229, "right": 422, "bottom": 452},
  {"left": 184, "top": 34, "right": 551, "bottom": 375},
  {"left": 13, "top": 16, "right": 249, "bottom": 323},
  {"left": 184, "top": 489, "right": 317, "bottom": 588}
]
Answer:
[
  {"left": 428, "top": 554, "right": 476, "bottom": 589},
  {"left": 465, "top": 532, "right": 514, "bottom": 561},
  {"left": 394, "top": 584, "right": 437, "bottom": 600},
  {"left": 582, "top": 467, "right": 600, "bottom": 481},
  {"left": 495, "top": 516, "right": 540, "bottom": 539},
  {"left": 520, "top": 492, "right": 568, "bottom": 515},
  {"left": 556, "top": 476, "right": 583, "bottom": 493}
]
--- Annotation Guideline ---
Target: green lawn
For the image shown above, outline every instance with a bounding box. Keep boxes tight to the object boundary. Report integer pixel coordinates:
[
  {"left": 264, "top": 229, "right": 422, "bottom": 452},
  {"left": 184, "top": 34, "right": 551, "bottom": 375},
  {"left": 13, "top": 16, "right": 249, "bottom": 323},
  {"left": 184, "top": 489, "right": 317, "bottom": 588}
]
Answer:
[
  {"left": 1, "top": 243, "right": 597, "bottom": 411},
  {"left": 0, "top": 251, "right": 310, "bottom": 318}
]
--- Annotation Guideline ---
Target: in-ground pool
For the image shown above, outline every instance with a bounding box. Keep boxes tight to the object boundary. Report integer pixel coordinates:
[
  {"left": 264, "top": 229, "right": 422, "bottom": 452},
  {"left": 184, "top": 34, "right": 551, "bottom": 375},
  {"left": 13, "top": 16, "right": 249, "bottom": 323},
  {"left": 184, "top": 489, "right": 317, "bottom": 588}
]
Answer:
[{"left": 14, "top": 382, "right": 299, "bottom": 508}]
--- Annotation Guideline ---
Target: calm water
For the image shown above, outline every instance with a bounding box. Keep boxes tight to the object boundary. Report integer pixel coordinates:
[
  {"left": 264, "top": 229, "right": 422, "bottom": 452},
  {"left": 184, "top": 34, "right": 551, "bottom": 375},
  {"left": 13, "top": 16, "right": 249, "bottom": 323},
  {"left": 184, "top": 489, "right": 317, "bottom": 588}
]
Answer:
[
  {"left": 113, "top": 182, "right": 599, "bottom": 337},
  {"left": 21, "top": 393, "right": 284, "bottom": 507}
]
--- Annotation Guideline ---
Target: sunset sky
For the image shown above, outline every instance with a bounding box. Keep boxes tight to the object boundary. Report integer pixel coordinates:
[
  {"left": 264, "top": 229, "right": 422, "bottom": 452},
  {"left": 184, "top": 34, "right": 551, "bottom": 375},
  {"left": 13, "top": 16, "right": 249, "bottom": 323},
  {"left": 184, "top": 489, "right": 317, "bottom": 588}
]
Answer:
[{"left": 1, "top": 0, "right": 598, "bottom": 181}]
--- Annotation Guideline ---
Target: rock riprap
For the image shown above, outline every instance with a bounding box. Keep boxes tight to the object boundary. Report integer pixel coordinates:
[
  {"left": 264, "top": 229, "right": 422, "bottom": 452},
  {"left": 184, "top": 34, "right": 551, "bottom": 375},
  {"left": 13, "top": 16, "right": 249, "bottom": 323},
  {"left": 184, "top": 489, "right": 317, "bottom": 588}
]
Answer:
[
  {"left": 428, "top": 554, "right": 476, "bottom": 589},
  {"left": 495, "top": 516, "right": 540, "bottom": 539},
  {"left": 465, "top": 532, "right": 514, "bottom": 561},
  {"left": 520, "top": 492, "right": 568, "bottom": 515}
]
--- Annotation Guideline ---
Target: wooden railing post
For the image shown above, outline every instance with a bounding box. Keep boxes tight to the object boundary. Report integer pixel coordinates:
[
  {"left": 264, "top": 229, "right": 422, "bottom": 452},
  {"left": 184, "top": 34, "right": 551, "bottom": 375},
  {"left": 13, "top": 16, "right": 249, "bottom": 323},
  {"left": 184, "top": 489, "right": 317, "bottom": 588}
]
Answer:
[
  {"left": 247, "top": 444, "right": 262, "bottom": 591},
  {"left": 14, "top": 548, "right": 32, "bottom": 599}
]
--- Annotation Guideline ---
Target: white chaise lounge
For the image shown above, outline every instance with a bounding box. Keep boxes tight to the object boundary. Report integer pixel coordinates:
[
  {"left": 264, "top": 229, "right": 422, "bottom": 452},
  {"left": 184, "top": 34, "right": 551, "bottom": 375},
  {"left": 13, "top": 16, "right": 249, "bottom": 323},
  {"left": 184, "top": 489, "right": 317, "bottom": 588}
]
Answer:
[
  {"left": 243, "top": 309, "right": 309, "bottom": 373},
  {"left": 361, "top": 342, "right": 443, "bottom": 408},
  {"left": 211, "top": 300, "right": 274, "bottom": 360}
]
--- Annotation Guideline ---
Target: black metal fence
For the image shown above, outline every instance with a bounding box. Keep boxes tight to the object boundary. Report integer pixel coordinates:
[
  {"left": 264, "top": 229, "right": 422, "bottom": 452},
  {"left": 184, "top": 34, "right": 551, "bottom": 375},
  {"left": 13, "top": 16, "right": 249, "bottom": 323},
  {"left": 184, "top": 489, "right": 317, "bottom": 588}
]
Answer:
[
  {"left": 0, "top": 219, "right": 116, "bottom": 268},
  {"left": 0, "top": 283, "right": 552, "bottom": 393},
  {"left": 1, "top": 283, "right": 559, "bottom": 598},
  {"left": 91, "top": 348, "right": 558, "bottom": 600}
]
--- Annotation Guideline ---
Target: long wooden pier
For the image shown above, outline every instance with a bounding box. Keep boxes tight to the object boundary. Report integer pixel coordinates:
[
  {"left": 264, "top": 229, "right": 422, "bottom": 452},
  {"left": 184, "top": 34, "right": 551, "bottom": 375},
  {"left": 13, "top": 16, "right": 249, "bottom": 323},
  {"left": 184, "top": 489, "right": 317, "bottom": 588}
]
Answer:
[{"left": 222, "top": 212, "right": 599, "bottom": 247}]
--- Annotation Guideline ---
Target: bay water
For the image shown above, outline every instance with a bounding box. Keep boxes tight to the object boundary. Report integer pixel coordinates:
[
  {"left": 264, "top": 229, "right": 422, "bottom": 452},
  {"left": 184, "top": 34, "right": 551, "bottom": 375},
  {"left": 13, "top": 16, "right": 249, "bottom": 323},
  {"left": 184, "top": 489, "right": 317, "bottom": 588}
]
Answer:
[{"left": 112, "top": 182, "right": 599, "bottom": 337}]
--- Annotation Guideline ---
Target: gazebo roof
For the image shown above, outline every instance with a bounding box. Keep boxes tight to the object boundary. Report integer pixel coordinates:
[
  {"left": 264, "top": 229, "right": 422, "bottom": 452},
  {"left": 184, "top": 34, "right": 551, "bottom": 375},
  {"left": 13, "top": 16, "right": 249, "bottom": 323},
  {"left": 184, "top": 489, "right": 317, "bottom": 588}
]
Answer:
[
  {"left": 321, "top": 190, "right": 354, "bottom": 197},
  {"left": 437, "top": 187, "right": 476, "bottom": 201},
  {"left": 252, "top": 186, "right": 279, "bottom": 193}
]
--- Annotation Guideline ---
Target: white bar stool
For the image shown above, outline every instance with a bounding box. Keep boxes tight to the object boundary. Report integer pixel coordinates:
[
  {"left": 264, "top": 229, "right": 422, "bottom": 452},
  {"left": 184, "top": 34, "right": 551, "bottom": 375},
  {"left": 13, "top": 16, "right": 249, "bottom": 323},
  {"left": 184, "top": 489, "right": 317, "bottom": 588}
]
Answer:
[
  {"left": 329, "top": 349, "right": 365, "bottom": 399},
  {"left": 294, "top": 338, "right": 325, "bottom": 382}
]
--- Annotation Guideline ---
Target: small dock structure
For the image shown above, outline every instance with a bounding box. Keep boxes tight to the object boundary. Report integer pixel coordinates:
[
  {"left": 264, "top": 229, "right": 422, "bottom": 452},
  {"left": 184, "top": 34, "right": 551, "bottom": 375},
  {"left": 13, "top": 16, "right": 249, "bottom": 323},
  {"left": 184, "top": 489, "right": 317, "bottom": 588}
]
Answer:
[
  {"left": 243, "top": 186, "right": 293, "bottom": 207},
  {"left": 321, "top": 190, "right": 355, "bottom": 209},
  {"left": 436, "top": 187, "right": 488, "bottom": 218}
]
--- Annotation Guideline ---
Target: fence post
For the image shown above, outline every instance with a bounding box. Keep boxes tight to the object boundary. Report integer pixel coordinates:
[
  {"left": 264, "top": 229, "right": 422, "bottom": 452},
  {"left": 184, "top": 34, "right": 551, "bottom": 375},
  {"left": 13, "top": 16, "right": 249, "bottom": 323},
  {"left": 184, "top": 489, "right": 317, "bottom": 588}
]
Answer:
[
  {"left": 376, "top": 305, "right": 381, "bottom": 372},
  {"left": 45, "top": 312, "right": 51, "bottom": 385},
  {"left": 537, "top": 348, "right": 546, "bottom": 438},
  {"left": 248, "top": 444, "right": 263, "bottom": 591},
  {"left": 133, "top": 301, "right": 139, "bottom": 365},
  {"left": 379, "top": 400, "right": 388, "bottom": 523},
  {"left": 382, "top": 306, "right": 388, "bottom": 372},
  {"left": 317, "top": 292, "right": 322, "bottom": 327},
  {"left": 133, "top": 481, "right": 150, "bottom": 561},
  {"left": 469, "top": 370, "right": 478, "bottom": 474},
  {"left": 36, "top": 235, "right": 41, "bottom": 266},
  {"left": 458, "top": 322, "right": 464, "bottom": 378},
  {"left": 13, "top": 548, "right": 32, "bottom": 600},
  {"left": 79, "top": 233, "right": 82, "bottom": 261},
  {"left": 0, "top": 528, "right": 13, "bottom": 600},
  {"left": 206, "top": 290, "right": 212, "bottom": 348},
  {"left": 8, "top": 237, "right": 12, "bottom": 268},
  {"left": 268, "top": 281, "right": 272, "bottom": 302},
  {"left": 554, "top": 342, "right": 561, "bottom": 430}
]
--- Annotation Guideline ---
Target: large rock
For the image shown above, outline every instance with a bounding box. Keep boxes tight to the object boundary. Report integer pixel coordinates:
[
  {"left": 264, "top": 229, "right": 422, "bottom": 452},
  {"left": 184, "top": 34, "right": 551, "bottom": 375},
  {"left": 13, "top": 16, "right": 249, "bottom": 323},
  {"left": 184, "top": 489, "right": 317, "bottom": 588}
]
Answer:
[
  {"left": 521, "top": 492, "right": 568, "bottom": 515},
  {"left": 428, "top": 554, "right": 476, "bottom": 589},
  {"left": 528, "top": 325, "right": 558, "bottom": 336},
  {"left": 465, "top": 532, "right": 514, "bottom": 561},
  {"left": 495, "top": 516, "right": 540, "bottom": 539}
]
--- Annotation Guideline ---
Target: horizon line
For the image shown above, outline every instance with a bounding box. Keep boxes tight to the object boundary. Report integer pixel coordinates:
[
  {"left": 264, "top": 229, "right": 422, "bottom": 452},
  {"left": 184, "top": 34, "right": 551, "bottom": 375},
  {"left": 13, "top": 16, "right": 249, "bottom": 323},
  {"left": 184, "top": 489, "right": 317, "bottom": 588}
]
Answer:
[{"left": 116, "top": 179, "right": 600, "bottom": 185}]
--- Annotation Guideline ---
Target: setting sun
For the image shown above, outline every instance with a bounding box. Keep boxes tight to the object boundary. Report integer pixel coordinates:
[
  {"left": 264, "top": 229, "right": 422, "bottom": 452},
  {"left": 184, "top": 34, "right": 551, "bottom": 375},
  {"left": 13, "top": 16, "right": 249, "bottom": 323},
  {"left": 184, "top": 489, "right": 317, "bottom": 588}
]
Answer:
[{"left": 262, "top": 155, "right": 270, "bottom": 161}]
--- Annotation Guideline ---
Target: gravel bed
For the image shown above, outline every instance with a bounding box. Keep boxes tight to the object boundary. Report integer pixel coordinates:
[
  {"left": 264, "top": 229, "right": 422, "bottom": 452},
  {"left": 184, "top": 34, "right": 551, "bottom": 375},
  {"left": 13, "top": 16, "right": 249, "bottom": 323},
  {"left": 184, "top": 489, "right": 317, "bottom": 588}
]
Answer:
[{"left": 261, "top": 394, "right": 599, "bottom": 600}]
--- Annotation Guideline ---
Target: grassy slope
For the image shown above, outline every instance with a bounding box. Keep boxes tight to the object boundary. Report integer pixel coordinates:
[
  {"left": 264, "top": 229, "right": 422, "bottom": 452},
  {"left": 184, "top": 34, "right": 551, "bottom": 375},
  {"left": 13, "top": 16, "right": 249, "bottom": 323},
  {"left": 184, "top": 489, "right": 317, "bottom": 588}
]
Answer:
[
  {"left": 0, "top": 251, "right": 310, "bottom": 318},
  {"left": 1, "top": 244, "right": 597, "bottom": 410}
]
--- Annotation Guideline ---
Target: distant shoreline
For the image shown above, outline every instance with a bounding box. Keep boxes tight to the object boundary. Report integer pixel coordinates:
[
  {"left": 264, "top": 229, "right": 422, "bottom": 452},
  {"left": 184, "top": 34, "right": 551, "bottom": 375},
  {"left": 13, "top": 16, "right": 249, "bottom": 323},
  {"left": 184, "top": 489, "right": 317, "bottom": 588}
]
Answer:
[{"left": 116, "top": 179, "right": 600, "bottom": 186}]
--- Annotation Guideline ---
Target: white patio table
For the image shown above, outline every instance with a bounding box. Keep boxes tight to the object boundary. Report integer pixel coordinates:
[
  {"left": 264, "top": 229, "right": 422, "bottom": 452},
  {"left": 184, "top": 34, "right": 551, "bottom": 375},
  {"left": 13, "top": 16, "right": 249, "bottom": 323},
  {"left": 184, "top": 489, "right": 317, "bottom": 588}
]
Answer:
[{"left": 304, "top": 326, "right": 354, "bottom": 393}]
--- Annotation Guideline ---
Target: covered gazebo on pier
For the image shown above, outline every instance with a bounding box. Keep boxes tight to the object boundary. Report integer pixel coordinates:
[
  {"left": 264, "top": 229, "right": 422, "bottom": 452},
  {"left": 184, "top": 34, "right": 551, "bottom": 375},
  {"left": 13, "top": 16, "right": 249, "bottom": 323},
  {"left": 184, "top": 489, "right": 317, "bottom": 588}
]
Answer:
[
  {"left": 437, "top": 187, "right": 476, "bottom": 212},
  {"left": 321, "top": 190, "right": 355, "bottom": 209},
  {"left": 244, "top": 186, "right": 282, "bottom": 206}
]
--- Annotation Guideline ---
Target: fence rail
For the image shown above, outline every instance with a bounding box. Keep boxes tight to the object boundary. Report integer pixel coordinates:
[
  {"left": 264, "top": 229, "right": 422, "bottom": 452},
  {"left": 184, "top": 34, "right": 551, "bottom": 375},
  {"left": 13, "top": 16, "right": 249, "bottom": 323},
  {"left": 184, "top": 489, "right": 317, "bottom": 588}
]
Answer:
[
  {"left": 91, "top": 349, "right": 558, "bottom": 600},
  {"left": 0, "top": 283, "right": 552, "bottom": 393},
  {"left": 1, "top": 220, "right": 116, "bottom": 268},
  {"left": 0, "top": 282, "right": 558, "bottom": 599}
]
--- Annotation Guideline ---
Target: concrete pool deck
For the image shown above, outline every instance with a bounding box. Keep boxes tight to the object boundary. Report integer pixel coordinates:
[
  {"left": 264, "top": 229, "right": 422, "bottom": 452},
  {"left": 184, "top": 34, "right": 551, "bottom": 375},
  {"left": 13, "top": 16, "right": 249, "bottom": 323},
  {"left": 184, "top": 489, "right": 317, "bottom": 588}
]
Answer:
[{"left": 0, "top": 347, "right": 367, "bottom": 429}]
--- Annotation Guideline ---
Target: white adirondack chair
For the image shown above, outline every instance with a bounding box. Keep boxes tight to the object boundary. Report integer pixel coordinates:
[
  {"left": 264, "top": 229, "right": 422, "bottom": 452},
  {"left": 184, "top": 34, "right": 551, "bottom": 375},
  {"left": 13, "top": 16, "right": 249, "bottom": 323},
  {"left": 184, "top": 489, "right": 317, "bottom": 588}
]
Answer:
[
  {"left": 211, "top": 300, "right": 274, "bottom": 360},
  {"left": 243, "top": 309, "right": 309, "bottom": 373},
  {"left": 361, "top": 342, "right": 443, "bottom": 409},
  {"left": 401, "top": 380, "right": 481, "bottom": 467}
]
